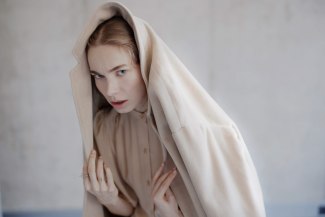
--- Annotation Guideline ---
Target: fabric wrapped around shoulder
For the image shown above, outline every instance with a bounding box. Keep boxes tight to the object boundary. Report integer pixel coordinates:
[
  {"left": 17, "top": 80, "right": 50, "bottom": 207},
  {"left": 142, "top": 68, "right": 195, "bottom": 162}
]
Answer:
[{"left": 70, "top": 1, "right": 266, "bottom": 217}]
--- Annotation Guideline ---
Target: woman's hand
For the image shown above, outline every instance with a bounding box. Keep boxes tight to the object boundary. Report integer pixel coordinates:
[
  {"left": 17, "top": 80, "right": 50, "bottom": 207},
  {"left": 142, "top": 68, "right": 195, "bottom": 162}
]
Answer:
[
  {"left": 82, "top": 149, "right": 119, "bottom": 205},
  {"left": 151, "top": 162, "right": 183, "bottom": 217},
  {"left": 82, "top": 149, "right": 134, "bottom": 216}
]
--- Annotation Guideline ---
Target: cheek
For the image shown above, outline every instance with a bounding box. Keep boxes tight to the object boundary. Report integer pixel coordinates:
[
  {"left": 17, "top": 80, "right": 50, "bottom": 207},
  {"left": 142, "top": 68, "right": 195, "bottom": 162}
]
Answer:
[
  {"left": 122, "top": 70, "right": 146, "bottom": 97},
  {"left": 129, "top": 77, "right": 144, "bottom": 93},
  {"left": 133, "top": 79, "right": 146, "bottom": 98}
]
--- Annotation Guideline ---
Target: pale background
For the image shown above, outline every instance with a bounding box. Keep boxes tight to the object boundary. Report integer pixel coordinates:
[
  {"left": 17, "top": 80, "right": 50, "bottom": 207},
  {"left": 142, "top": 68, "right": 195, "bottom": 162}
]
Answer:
[{"left": 0, "top": 0, "right": 324, "bottom": 217}]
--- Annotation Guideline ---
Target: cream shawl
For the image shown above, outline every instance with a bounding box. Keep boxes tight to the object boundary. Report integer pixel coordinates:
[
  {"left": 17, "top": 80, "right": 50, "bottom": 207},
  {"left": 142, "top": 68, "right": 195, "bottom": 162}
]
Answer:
[{"left": 70, "top": 2, "right": 266, "bottom": 217}]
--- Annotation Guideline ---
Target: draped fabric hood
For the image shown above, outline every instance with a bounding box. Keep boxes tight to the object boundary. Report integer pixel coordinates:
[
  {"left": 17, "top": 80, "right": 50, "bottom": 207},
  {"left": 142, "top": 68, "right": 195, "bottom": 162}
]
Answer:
[{"left": 70, "top": 2, "right": 266, "bottom": 217}]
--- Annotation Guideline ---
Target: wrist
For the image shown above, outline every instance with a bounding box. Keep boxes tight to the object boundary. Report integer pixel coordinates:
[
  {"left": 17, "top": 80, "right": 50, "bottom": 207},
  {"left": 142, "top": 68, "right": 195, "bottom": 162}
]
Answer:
[{"left": 102, "top": 194, "right": 134, "bottom": 216}]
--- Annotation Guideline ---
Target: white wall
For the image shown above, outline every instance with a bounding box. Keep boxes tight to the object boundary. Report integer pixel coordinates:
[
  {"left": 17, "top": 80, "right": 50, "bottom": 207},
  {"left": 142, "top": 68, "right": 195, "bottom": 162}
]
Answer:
[
  {"left": 0, "top": 0, "right": 85, "bottom": 211},
  {"left": 0, "top": 0, "right": 324, "bottom": 216}
]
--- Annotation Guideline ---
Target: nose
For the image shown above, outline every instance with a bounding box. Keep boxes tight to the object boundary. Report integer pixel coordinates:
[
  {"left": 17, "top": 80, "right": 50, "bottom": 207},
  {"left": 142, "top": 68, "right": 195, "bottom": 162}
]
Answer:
[{"left": 105, "top": 78, "right": 119, "bottom": 98}]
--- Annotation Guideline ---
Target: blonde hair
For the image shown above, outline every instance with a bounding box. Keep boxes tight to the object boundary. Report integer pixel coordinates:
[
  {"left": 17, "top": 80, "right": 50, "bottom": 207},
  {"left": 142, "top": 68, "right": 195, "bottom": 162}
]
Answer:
[{"left": 86, "top": 16, "right": 139, "bottom": 64}]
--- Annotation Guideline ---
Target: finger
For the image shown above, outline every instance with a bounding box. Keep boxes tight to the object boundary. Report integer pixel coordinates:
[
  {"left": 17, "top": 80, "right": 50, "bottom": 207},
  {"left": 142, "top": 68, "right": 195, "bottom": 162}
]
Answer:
[
  {"left": 152, "top": 162, "right": 165, "bottom": 186},
  {"left": 154, "top": 169, "right": 177, "bottom": 198},
  {"left": 88, "top": 149, "right": 99, "bottom": 191},
  {"left": 104, "top": 164, "right": 115, "bottom": 191},
  {"left": 152, "top": 168, "right": 175, "bottom": 196},
  {"left": 97, "top": 156, "right": 107, "bottom": 191},
  {"left": 83, "top": 162, "right": 91, "bottom": 192}
]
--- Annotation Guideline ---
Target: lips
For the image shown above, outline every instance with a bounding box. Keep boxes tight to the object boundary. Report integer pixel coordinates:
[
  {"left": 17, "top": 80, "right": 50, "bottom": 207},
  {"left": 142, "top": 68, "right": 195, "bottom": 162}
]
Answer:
[{"left": 111, "top": 100, "right": 128, "bottom": 107}]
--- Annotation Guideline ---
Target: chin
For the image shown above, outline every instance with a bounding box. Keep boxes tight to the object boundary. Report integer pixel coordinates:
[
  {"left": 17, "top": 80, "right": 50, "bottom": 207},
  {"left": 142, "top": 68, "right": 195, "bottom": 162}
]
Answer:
[{"left": 113, "top": 107, "right": 133, "bottom": 114}]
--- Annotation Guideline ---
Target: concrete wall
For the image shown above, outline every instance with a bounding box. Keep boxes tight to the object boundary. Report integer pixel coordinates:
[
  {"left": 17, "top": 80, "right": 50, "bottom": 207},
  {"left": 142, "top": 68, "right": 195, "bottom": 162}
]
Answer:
[{"left": 0, "top": 0, "right": 324, "bottom": 216}]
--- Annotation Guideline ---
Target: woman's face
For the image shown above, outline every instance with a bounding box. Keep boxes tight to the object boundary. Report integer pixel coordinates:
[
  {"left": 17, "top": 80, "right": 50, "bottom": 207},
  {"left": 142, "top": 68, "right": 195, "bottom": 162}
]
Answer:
[{"left": 87, "top": 44, "right": 147, "bottom": 113}]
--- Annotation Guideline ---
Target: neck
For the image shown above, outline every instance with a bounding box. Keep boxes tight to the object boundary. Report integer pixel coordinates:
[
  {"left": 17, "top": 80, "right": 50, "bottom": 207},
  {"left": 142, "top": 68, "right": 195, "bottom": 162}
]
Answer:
[{"left": 134, "top": 95, "right": 148, "bottom": 113}]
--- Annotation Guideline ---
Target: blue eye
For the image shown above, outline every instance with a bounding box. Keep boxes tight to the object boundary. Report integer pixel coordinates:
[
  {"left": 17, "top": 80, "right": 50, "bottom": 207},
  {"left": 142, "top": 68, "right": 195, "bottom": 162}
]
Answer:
[
  {"left": 90, "top": 73, "right": 104, "bottom": 79},
  {"left": 117, "top": 69, "right": 127, "bottom": 76}
]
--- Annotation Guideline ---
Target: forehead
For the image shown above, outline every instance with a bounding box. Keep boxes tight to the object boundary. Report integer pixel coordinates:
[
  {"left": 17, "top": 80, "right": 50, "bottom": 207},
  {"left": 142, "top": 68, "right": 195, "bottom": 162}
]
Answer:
[{"left": 87, "top": 45, "right": 132, "bottom": 70}]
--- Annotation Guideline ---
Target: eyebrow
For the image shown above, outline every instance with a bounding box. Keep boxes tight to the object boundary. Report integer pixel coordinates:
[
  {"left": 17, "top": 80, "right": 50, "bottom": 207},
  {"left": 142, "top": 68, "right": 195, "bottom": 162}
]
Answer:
[{"left": 90, "top": 64, "right": 128, "bottom": 75}]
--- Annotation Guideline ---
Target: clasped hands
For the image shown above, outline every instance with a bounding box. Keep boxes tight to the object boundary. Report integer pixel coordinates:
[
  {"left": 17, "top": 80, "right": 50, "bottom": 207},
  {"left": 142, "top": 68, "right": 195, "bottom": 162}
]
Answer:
[{"left": 82, "top": 149, "right": 183, "bottom": 217}]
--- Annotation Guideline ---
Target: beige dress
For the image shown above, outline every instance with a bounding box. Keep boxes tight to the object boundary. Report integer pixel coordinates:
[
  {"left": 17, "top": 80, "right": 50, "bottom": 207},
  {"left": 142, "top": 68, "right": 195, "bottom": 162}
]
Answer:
[{"left": 93, "top": 104, "right": 198, "bottom": 217}]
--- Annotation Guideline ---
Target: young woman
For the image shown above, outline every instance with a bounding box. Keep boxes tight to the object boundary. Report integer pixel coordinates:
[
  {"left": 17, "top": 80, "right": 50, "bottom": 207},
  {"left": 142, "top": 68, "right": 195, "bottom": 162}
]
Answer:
[{"left": 70, "top": 2, "right": 266, "bottom": 217}]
